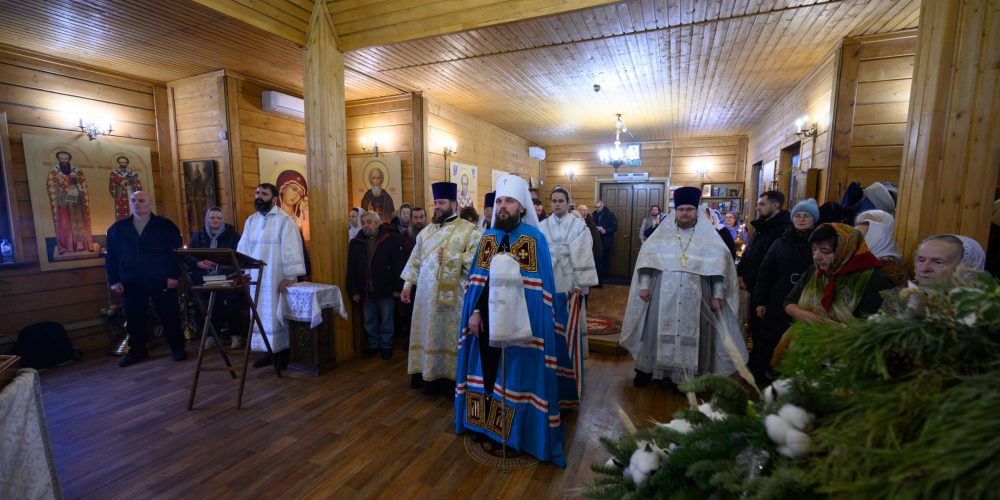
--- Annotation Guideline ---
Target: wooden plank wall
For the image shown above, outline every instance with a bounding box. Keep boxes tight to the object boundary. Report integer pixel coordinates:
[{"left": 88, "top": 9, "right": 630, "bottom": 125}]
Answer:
[
  {"left": 167, "top": 71, "right": 232, "bottom": 237},
  {"left": 0, "top": 48, "right": 165, "bottom": 352},
  {"left": 345, "top": 94, "right": 416, "bottom": 208},
  {"left": 229, "top": 75, "right": 307, "bottom": 226},
  {"left": 746, "top": 46, "right": 839, "bottom": 208},
  {"left": 542, "top": 136, "right": 748, "bottom": 210},
  {"left": 829, "top": 30, "right": 917, "bottom": 198},
  {"left": 424, "top": 95, "right": 539, "bottom": 210}
]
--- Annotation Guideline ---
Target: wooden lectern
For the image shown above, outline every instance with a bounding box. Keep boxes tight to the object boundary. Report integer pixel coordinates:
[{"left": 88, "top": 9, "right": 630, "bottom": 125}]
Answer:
[{"left": 174, "top": 248, "right": 278, "bottom": 410}]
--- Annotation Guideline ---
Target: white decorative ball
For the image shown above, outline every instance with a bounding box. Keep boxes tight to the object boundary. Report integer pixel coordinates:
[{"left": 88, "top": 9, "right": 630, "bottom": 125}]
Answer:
[
  {"left": 765, "top": 414, "right": 791, "bottom": 445},
  {"left": 778, "top": 404, "right": 813, "bottom": 431}
]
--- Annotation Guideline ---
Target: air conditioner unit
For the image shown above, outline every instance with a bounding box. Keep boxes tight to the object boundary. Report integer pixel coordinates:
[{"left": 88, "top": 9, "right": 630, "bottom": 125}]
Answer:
[
  {"left": 528, "top": 146, "right": 546, "bottom": 160},
  {"left": 262, "top": 90, "right": 304, "bottom": 120}
]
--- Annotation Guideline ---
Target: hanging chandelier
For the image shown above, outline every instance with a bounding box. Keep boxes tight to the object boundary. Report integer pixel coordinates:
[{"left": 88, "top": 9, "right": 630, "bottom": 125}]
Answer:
[{"left": 597, "top": 114, "right": 638, "bottom": 173}]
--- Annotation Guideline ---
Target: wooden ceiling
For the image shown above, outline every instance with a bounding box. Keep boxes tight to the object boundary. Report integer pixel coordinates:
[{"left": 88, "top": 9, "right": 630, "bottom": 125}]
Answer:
[
  {"left": 0, "top": 0, "right": 921, "bottom": 145},
  {"left": 342, "top": 0, "right": 921, "bottom": 144},
  {"left": 0, "top": 0, "right": 401, "bottom": 100}
]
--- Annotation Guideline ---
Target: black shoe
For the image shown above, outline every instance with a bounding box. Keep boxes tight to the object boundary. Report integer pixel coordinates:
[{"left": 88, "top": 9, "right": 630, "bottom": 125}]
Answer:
[
  {"left": 275, "top": 349, "right": 290, "bottom": 370},
  {"left": 362, "top": 348, "right": 379, "bottom": 359},
  {"left": 381, "top": 349, "right": 392, "bottom": 360},
  {"left": 171, "top": 346, "right": 187, "bottom": 361},
  {"left": 252, "top": 354, "right": 273, "bottom": 368},
  {"left": 410, "top": 374, "right": 424, "bottom": 389},
  {"left": 118, "top": 352, "right": 148, "bottom": 367},
  {"left": 633, "top": 370, "right": 653, "bottom": 388}
]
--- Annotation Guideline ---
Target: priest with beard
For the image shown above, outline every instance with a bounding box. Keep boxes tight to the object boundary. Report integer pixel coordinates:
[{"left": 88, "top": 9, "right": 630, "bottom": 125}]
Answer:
[
  {"left": 237, "top": 183, "right": 306, "bottom": 369},
  {"left": 455, "top": 174, "right": 568, "bottom": 468},
  {"left": 400, "top": 183, "right": 481, "bottom": 393},
  {"left": 620, "top": 187, "right": 747, "bottom": 388}
]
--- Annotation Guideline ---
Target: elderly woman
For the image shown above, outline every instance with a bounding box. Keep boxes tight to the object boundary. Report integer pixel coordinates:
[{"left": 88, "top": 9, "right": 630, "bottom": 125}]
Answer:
[
  {"left": 784, "top": 223, "right": 895, "bottom": 324},
  {"left": 914, "top": 234, "right": 986, "bottom": 285},
  {"left": 749, "top": 198, "right": 818, "bottom": 382},
  {"left": 855, "top": 209, "right": 907, "bottom": 286},
  {"left": 186, "top": 207, "right": 244, "bottom": 349}
]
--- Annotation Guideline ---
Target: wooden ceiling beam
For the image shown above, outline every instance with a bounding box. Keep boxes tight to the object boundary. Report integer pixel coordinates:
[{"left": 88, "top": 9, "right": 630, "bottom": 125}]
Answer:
[
  {"left": 191, "top": 0, "right": 308, "bottom": 45},
  {"left": 335, "top": 0, "right": 624, "bottom": 51}
]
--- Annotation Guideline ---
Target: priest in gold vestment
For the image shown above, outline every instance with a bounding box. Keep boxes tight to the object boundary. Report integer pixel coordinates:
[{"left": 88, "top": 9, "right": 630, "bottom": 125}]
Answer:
[{"left": 400, "top": 182, "right": 481, "bottom": 392}]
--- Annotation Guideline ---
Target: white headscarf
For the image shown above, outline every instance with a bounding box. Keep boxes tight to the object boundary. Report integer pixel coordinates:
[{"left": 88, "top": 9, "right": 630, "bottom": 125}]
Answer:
[
  {"left": 954, "top": 235, "right": 986, "bottom": 271},
  {"left": 491, "top": 174, "right": 540, "bottom": 230},
  {"left": 856, "top": 210, "right": 901, "bottom": 260},
  {"left": 863, "top": 182, "right": 896, "bottom": 214}
]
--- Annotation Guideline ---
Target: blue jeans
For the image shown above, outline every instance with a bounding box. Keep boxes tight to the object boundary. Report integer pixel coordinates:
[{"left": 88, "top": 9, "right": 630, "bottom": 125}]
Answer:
[{"left": 363, "top": 297, "right": 395, "bottom": 350}]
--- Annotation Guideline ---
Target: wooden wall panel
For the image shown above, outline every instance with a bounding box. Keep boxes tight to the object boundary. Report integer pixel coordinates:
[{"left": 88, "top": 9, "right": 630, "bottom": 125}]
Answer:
[
  {"left": 231, "top": 76, "right": 307, "bottom": 227},
  {"left": 0, "top": 48, "right": 162, "bottom": 350},
  {"left": 344, "top": 94, "right": 415, "bottom": 209},
  {"left": 423, "top": 95, "right": 539, "bottom": 211},
  {"left": 543, "top": 137, "right": 746, "bottom": 212},
  {"left": 746, "top": 46, "right": 839, "bottom": 210},
  {"left": 168, "top": 71, "right": 231, "bottom": 237},
  {"left": 828, "top": 30, "right": 917, "bottom": 199}
]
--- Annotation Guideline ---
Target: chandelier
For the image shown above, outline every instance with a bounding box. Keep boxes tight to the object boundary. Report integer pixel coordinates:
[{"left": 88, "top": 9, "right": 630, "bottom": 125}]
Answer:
[{"left": 597, "top": 114, "right": 637, "bottom": 173}]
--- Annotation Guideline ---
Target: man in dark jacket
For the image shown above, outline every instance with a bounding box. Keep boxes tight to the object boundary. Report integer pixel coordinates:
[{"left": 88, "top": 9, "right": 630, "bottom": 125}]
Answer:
[
  {"left": 737, "top": 190, "right": 791, "bottom": 378},
  {"left": 347, "top": 212, "right": 406, "bottom": 359},
  {"left": 105, "top": 191, "right": 185, "bottom": 367},
  {"left": 592, "top": 200, "right": 618, "bottom": 284}
]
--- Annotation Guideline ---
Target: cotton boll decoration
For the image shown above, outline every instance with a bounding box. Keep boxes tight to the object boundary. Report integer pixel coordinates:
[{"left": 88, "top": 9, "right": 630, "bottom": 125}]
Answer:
[
  {"left": 765, "top": 414, "right": 791, "bottom": 445},
  {"left": 629, "top": 442, "right": 662, "bottom": 475},
  {"left": 778, "top": 404, "right": 814, "bottom": 431},
  {"left": 764, "top": 379, "right": 793, "bottom": 404},
  {"left": 781, "top": 428, "right": 812, "bottom": 458},
  {"left": 698, "top": 402, "right": 726, "bottom": 421},
  {"left": 656, "top": 418, "right": 694, "bottom": 434}
]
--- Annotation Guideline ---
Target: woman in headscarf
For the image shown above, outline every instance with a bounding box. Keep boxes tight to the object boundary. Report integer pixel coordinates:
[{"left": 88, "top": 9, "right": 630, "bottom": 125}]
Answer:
[
  {"left": 724, "top": 211, "right": 748, "bottom": 244},
  {"left": 186, "top": 207, "right": 244, "bottom": 349},
  {"left": 704, "top": 207, "right": 737, "bottom": 259},
  {"left": 749, "top": 198, "right": 818, "bottom": 383},
  {"left": 784, "top": 223, "right": 895, "bottom": 324},
  {"left": 855, "top": 209, "right": 907, "bottom": 286}
]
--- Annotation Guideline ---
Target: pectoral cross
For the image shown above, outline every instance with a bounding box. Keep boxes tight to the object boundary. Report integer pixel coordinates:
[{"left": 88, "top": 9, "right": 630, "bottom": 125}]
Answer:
[{"left": 680, "top": 254, "right": 688, "bottom": 267}]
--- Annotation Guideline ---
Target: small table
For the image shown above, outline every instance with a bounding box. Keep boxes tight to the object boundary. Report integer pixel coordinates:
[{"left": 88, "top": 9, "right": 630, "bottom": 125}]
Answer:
[{"left": 278, "top": 282, "right": 347, "bottom": 376}]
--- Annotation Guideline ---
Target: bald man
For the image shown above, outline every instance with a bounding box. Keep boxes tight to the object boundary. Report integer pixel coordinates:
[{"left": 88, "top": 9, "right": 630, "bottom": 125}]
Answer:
[{"left": 105, "top": 191, "right": 186, "bottom": 367}]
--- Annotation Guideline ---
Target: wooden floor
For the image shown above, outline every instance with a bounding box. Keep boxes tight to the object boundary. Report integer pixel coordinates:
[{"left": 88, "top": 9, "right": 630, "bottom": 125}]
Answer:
[{"left": 40, "top": 285, "right": 687, "bottom": 499}]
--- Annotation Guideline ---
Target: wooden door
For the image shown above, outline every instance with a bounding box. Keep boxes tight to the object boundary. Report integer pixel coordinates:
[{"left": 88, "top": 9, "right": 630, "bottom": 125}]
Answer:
[
  {"left": 599, "top": 182, "right": 665, "bottom": 283},
  {"left": 599, "top": 183, "right": 632, "bottom": 282},
  {"left": 629, "top": 183, "right": 665, "bottom": 271}
]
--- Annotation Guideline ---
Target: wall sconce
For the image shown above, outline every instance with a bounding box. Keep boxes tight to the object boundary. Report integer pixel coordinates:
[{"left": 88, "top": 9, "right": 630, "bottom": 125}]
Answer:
[
  {"left": 78, "top": 116, "right": 112, "bottom": 141},
  {"left": 443, "top": 141, "right": 457, "bottom": 163},
  {"left": 794, "top": 115, "right": 817, "bottom": 139},
  {"left": 695, "top": 159, "right": 710, "bottom": 180},
  {"left": 565, "top": 168, "right": 576, "bottom": 199},
  {"left": 361, "top": 136, "right": 382, "bottom": 156}
]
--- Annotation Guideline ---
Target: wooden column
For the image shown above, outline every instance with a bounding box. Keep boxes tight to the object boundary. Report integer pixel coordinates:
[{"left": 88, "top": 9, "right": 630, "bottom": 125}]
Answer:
[
  {"left": 895, "top": 0, "right": 1000, "bottom": 263},
  {"left": 304, "top": 1, "right": 352, "bottom": 360}
]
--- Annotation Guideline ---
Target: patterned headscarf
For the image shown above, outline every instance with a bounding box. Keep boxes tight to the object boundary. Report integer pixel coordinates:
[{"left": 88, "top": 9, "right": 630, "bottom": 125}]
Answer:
[{"left": 801, "top": 223, "right": 883, "bottom": 318}]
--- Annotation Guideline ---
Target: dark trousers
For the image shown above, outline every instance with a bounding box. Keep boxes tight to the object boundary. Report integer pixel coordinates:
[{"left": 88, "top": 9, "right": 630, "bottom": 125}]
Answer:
[
  {"left": 477, "top": 325, "right": 502, "bottom": 396},
  {"left": 746, "top": 312, "right": 768, "bottom": 382},
  {"left": 598, "top": 238, "right": 614, "bottom": 281},
  {"left": 123, "top": 284, "right": 183, "bottom": 355},
  {"left": 196, "top": 291, "right": 244, "bottom": 339}
]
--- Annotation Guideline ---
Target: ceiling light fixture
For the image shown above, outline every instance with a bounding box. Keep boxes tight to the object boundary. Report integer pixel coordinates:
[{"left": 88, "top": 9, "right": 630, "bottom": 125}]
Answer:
[{"left": 597, "top": 114, "right": 638, "bottom": 174}]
